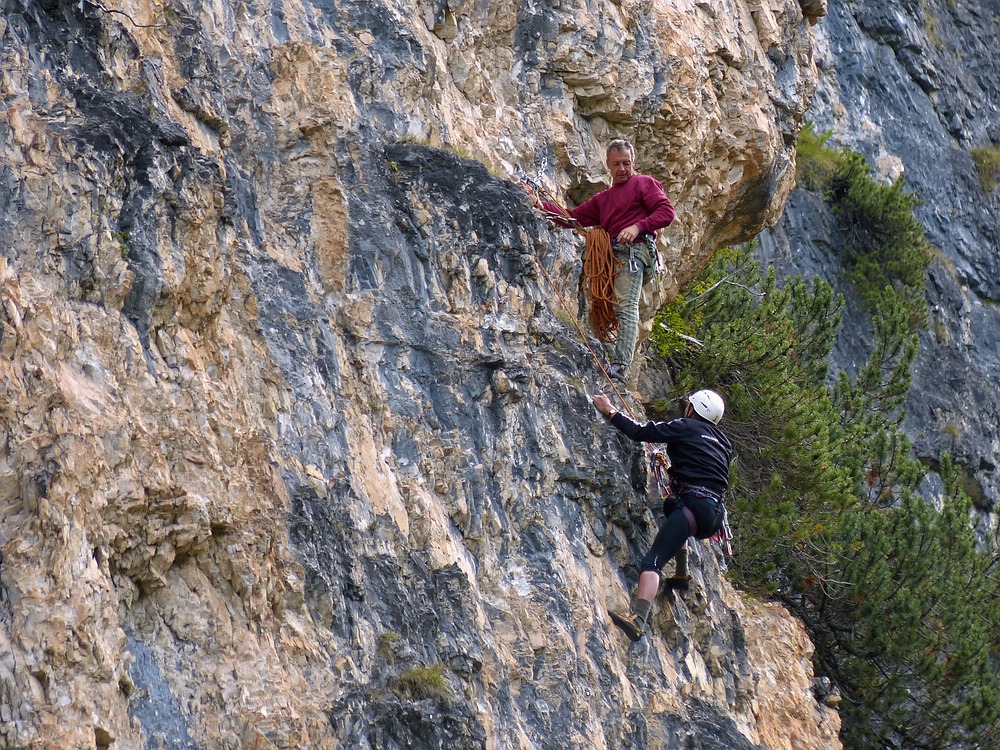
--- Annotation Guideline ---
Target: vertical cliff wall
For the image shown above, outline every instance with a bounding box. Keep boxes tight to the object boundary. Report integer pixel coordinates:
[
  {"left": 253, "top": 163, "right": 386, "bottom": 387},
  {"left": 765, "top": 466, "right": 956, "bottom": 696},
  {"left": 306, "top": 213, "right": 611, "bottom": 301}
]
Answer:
[
  {"left": 1, "top": 0, "right": 839, "bottom": 748},
  {"left": 758, "top": 0, "right": 1000, "bottom": 517}
]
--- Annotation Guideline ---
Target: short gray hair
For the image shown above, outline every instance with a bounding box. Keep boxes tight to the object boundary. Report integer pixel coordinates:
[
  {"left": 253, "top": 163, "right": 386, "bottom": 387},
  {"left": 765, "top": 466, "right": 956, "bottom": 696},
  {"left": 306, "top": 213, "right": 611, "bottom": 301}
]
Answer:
[{"left": 606, "top": 139, "right": 635, "bottom": 159}]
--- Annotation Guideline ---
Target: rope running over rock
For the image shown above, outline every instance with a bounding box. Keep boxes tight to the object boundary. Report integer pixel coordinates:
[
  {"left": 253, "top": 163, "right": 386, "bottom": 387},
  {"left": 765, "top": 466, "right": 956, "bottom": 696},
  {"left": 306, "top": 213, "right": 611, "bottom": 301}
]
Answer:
[{"left": 531, "top": 191, "right": 621, "bottom": 342}]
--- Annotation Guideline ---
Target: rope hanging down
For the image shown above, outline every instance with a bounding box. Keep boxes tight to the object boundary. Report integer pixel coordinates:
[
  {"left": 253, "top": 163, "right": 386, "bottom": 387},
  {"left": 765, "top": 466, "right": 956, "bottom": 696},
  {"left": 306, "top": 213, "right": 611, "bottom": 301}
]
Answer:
[
  {"left": 518, "top": 171, "right": 635, "bottom": 419},
  {"left": 582, "top": 229, "right": 620, "bottom": 342},
  {"left": 531, "top": 249, "right": 636, "bottom": 420}
]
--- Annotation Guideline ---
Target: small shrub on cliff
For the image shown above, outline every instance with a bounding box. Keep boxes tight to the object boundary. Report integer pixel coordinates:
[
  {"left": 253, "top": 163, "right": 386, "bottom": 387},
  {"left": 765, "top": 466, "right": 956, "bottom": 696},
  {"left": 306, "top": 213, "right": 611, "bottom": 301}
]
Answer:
[
  {"left": 795, "top": 121, "right": 843, "bottom": 192},
  {"left": 795, "top": 129, "right": 932, "bottom": 330},
  {"left": 654, "top": 247, "right": 736, "bottom": 357},
  {"left": 971, "top": 144, "right": 1000, "bottom": 192},
  {"left": 826, "top": 151, "right": 933, "bottom": 329},
  {"left": 390, "top": 663, "right": 451, "bottom": 703}
]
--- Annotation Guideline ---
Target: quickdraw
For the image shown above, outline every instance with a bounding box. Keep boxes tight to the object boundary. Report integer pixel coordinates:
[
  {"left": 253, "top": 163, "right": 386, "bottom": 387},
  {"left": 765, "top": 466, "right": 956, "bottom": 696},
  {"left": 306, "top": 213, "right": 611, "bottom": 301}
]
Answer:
[
  {"left": 650, "top": 450, "right": 672, "bottom": 500},
  {"left": 712, "top": 506, "right": 734, "bottom": 556}
]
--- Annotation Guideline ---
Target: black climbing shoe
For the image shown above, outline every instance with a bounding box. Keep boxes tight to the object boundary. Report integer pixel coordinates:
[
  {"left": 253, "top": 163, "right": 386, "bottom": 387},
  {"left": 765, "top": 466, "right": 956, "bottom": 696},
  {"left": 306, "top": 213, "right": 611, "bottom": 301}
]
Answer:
[
  {"left": 664, "top": 575, "right": 691, "bottom": 592},
  {"left": 608, "top": 609, "right": 644, "bottom": 642},
  {"left": 606, "top": 363, "right": 628, "bottom": 383}
]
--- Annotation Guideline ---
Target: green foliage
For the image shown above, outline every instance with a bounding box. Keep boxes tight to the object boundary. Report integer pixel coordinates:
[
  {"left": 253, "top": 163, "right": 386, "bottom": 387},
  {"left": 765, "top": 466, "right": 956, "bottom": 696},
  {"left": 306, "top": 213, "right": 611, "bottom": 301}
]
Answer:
[
  {"left": 922, "top": 4, "right": 945, "bottom": 50},
  {"left": 795, "top": 121, "right": 842, "bottom": 192},
  {"left": 376, "top": 630, "right": 402, "bottom": 659},
  {"left": 971, "top": 145, "right": 1000, "bottom": 193},
  {"left": 654, "top": 296, "right": 702, "bottom": 357},
  {"left": 113, "top": 230, "right": 130, "bottom": 259},
  {"left": 389, "top": 663, "right": 451, "bottom": 703},
  {"left": 659, "top": 246, "right": 1000, "bottom": 750},
  {"left": 653, "top": 247, "right": 739, "bottom": 356},
  {"left": 795, "top": 129, "right": 932, "bottom": 330},
  {"left": 807, "top": 458, "right": 1000, "bottom": 750},
  {"left": 655, "top": 248, "right": 852, "bottom": 590},
  {"left": 826, "top": 151, "right": 933, "bottom": 329}
]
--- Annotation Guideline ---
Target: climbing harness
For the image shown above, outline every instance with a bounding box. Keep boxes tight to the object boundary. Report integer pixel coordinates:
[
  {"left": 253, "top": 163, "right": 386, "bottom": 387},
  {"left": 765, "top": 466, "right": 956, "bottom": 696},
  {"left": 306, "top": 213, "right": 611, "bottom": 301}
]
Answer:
[{"left": 651, "top": 450, "right": 735, "bottom": 556}]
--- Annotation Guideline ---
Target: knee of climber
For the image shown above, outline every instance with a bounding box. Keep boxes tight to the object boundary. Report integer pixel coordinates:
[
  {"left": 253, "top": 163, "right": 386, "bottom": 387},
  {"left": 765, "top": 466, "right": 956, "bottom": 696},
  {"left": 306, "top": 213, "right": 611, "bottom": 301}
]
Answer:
[{"left": 640, "top": 508, "right": 695, "bottom": 572}]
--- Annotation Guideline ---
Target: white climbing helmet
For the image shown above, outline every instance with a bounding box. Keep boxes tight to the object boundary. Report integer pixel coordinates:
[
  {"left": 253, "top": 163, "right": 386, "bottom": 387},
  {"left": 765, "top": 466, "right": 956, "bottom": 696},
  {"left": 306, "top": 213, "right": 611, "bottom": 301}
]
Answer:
[{"left": 689, "top": 389, "right": 725, "bottom": 424}]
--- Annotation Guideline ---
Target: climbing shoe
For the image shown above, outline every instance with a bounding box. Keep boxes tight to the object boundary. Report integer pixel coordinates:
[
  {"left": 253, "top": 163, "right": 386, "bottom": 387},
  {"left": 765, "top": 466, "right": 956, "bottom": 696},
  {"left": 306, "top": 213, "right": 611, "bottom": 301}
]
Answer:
[
  {"left": 606, "top": 363, "right": 628, "bottom": 384},
  {"left": 608, "top": 609, "right": 644, "bottom": 642},
  {"left": 664, "top": 575, "right": 691, "bottom": 592}
]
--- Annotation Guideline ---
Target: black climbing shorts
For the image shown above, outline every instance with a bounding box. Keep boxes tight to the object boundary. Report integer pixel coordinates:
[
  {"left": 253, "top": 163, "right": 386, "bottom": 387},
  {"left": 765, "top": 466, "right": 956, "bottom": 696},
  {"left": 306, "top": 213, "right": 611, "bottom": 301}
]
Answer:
[
  {"left": 640, "top": 490, "right": 725, "bottom": 573},
  {"left": 681, "top": 491, "right": 725, "bottom": 540}
]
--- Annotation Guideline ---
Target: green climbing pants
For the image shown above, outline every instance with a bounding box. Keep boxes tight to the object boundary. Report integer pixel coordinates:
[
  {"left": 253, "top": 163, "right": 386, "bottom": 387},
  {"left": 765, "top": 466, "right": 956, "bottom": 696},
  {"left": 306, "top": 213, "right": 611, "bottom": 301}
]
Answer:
[{"left": 610, "top": 239, "right": 655, "bottom": 367}]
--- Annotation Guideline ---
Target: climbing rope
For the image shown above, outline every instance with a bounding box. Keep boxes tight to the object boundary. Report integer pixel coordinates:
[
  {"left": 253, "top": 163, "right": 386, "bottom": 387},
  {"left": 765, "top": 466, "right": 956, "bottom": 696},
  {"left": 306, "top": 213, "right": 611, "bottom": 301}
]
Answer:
[
  {"left": 582, "top": 229, "right": 619, "bottom": 342},
  {"left": 531, "top": 249, "right": 636, "bottom": 420},
  {"left": 525, "top": 184, "right": 620, "bottom": 341},
  {"left": 516, "top": 171, "right": 736, "bottom": 558}
]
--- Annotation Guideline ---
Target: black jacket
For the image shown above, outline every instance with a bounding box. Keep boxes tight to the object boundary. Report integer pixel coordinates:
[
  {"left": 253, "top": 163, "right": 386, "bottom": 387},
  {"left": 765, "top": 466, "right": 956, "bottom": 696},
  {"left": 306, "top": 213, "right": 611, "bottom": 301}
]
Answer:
[{"left": 609, "top": 413, "right": 733, "bottom": 495}]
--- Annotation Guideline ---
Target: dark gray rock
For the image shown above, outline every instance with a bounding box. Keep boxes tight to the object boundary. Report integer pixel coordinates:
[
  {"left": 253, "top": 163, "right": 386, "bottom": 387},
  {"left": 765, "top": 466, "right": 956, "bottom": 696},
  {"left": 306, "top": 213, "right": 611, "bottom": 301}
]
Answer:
[{"left": 126, "top": 637, "right": 200, "bottom": 750}]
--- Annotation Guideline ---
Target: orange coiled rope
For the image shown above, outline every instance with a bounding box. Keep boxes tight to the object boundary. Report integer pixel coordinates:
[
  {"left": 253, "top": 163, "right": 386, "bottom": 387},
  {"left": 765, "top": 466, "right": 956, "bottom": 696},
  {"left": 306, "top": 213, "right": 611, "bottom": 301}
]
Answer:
[
  {"left": 533, "top": 190, "right": 621, "bottom": 343},
  {"left": 582, "top": 228, "right": 619, "bottom": 342}
]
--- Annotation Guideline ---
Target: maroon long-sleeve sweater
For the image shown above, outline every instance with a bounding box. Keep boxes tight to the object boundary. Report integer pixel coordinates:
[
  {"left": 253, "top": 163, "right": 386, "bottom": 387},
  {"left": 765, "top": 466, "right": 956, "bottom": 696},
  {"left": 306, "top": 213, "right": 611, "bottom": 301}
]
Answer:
[{"left": 543, "top": 174, "right": 675, "bottom": 239}]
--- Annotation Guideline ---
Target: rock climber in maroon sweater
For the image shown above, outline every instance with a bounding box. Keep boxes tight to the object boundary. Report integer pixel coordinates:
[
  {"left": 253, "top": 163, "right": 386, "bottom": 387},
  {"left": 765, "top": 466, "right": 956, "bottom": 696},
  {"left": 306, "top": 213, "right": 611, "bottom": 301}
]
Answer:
[{"left": 524, "top": 139, "right": 675, "bottom": 382}]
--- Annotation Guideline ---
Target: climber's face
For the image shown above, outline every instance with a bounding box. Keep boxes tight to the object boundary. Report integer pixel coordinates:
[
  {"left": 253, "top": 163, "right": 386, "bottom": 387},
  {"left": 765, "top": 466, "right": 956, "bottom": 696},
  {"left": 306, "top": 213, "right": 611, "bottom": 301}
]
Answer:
[{"left": 607, "top": 147, "right": 635, "bottom": 185}]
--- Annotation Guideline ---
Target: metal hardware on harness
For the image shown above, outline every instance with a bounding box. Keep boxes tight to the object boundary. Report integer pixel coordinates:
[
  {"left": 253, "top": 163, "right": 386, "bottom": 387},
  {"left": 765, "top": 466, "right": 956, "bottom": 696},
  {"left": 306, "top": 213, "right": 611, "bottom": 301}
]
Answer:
[
  {"left": 712, "top": 506, "right": 734, "bottom": 556},
  {"left": 671, "top": 480, "right": 734, "bottom": 556},
  {"left": 627, "top": 245, "right": 640, "bottom": 274},
  {"left": 610, "top": 235, "right": 651, "bottom": 276},
  {"left": 650, "top": 451, "right": 671, "bottom": 499}
]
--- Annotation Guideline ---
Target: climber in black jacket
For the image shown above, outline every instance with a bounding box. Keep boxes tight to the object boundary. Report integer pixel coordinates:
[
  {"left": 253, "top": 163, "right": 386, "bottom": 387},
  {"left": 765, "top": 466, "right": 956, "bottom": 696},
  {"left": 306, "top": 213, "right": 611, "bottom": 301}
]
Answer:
[{"left": 592, "top": 389, "right": 733, "bottom": 642}]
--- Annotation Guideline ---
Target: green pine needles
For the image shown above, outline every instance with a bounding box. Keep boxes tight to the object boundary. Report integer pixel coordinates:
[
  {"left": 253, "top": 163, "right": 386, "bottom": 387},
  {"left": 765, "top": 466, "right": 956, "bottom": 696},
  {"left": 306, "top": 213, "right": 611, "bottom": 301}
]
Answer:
[
  {"left": 795, "top": 121, "right": 842, "bottom": 192},
  {"left": 653, "top": 248, "right": 1000, "bottom": 750},
  {"left": 796, "top": 124, "right": 934, "bottom": 330},
  {"left": 819, "top": 462, "right": 1000, "bottom": 750}
]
